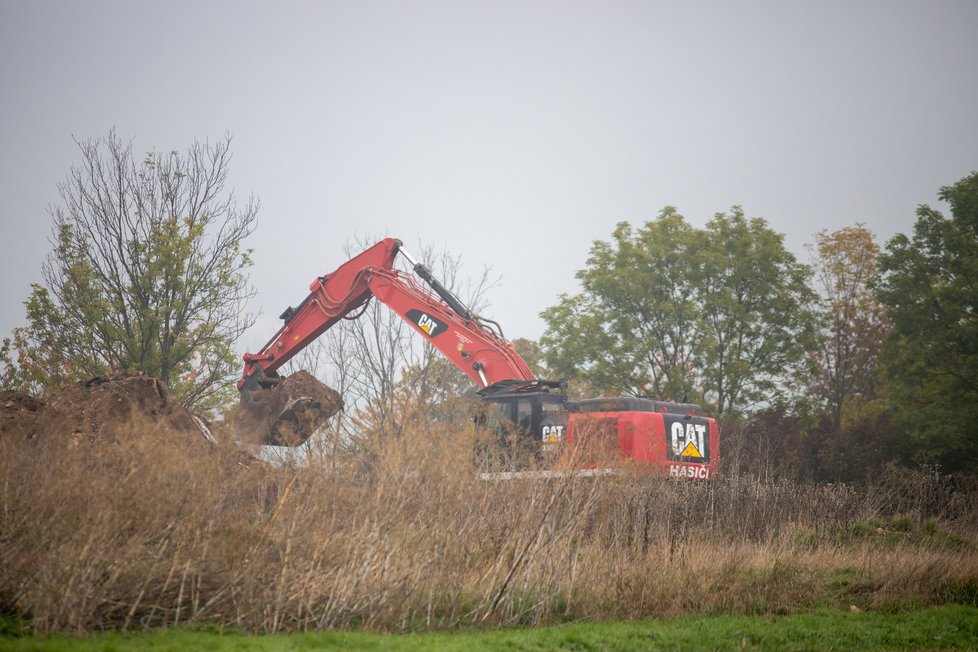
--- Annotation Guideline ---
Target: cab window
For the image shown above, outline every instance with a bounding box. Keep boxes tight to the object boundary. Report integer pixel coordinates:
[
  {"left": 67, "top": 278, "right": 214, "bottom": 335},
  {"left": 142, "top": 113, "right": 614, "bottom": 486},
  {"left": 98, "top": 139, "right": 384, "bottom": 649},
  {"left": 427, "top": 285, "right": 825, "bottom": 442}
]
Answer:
[{"left": 517, "top": 399, "right": 533, "bottom": 427}]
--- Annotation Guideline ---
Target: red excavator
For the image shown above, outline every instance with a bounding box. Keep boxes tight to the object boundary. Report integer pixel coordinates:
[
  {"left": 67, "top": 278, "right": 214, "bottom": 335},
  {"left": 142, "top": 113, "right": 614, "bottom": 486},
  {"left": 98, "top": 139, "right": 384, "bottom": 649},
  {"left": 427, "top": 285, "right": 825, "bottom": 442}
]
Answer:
[{"left": 238, "top": 238, "right": 718, "bottom": 479}]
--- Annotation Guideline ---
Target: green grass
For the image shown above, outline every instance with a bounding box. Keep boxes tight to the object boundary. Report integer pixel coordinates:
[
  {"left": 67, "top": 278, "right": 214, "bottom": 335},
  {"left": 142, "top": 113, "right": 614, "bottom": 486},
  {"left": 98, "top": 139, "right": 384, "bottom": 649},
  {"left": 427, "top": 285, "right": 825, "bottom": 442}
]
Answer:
[
  {"left": 831, "top": 517, "right": 976, "bottom": 551},
  {"left": 3, "top": 606, "right": 978, "bottom": 651}
]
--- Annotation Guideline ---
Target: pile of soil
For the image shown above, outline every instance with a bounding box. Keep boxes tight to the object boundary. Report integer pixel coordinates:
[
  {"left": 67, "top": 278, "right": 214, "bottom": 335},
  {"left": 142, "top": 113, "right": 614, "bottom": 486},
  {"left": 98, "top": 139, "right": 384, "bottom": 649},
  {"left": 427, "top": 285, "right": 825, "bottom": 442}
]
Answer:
[
  {"left": 0, "top": 390, "right": 45, "bottom": 435},
  {"left": 0, "top": 373, "right": 214, "bottom": 449},
  {"left": 1, "top": 370, "right": 344, "bottom": 451},
  {"left": 236, "top": 370, "right": 343, "bottom": 446}
]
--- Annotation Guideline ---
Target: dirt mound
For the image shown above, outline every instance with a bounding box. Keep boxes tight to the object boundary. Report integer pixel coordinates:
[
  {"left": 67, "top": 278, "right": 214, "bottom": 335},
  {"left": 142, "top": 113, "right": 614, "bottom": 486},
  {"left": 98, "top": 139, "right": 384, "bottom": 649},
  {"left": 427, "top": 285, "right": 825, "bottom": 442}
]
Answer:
[
  {"left": 0, "top": 390, "right": 46, "bottom": 437},
  {"left": 1, "top": 369, "right": 344, "bottom": 453},
  {"left": 2, "top": 373, "right": 213, "bottom": 449},
  {"left": 236, "top": 370, "right": 343, "bottom": 446}
]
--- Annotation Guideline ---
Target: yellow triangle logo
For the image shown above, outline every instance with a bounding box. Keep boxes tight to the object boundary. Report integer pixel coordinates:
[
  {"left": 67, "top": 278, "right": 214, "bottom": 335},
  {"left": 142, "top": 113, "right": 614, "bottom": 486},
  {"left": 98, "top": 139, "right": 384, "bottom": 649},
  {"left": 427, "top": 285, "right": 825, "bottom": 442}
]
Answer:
[{"left": 680, "top": 441, "right": 702, "bottom": 458}]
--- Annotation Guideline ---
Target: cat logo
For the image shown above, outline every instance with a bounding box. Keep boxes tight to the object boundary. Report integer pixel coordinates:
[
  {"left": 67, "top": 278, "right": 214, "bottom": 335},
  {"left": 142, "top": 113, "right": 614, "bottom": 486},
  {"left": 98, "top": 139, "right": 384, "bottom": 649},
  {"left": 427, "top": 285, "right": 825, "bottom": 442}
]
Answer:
[
  {"left": 418, "top": 314, "right": 436, "bottom": 335},
  {"left": 406, "top": 309, "right": 448, "bottom": 338},
  {"left": 665, "top": 414, "right": 710, "bottom": 463},
  {"left": 679, "top": 440, "right": 702, "bottom": 458},
  {"left": 542, "top": 425, "right": 564, "bottom": 444}
]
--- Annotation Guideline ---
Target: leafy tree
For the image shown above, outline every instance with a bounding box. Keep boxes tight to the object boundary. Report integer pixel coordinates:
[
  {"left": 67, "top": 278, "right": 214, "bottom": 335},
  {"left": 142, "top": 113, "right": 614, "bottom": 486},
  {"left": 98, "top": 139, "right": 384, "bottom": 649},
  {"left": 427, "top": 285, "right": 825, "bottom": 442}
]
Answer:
[
  {"left": 511, "top": 338, "right": 547, "bottom": 378},
  {"left": 876, "top": 172, "right": 978, "bottom": 472},
  {"left": 807, "top": 225, "right": 890, "bottom": 431},
  {"left": 540, "top": 207, "right": 815, "bottom": 420},
  {"left": 696, "top": 208, "right": 816, "bottom": 419},
  {"left": 1, "top": 131, "right": 256, "bottom": 412},
  {"left": 541, "top": 209, "right": 702, "bottom": 401}
]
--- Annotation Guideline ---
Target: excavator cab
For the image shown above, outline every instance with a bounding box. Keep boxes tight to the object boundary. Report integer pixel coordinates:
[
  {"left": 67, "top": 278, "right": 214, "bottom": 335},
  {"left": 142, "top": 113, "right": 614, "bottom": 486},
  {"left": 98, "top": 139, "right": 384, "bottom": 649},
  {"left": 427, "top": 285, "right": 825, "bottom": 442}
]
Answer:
[{"left": 477, "top": 380, "right": 570, "bottom": 464}]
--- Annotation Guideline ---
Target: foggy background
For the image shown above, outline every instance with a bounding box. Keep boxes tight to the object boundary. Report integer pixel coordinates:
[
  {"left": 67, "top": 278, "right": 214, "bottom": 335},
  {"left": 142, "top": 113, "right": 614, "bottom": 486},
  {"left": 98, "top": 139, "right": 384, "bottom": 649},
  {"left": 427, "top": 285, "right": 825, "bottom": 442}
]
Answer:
[{"left": 2, "top": 0, "right": 976, "bottom": 352}]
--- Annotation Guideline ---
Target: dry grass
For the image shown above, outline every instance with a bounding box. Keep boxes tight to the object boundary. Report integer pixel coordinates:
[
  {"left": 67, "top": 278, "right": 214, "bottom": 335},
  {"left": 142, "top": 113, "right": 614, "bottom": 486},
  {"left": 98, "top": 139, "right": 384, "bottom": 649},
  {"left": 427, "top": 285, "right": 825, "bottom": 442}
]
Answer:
[{"left": 1, "top": 397, "right": 976, "bottom": 634}]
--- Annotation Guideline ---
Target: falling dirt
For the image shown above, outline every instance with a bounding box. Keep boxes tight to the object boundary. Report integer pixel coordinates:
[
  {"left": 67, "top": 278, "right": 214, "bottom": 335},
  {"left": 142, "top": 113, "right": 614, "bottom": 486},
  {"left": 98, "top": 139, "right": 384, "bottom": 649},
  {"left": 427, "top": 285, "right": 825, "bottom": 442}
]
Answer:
[{"left": 235, "top": 370, "right": 343, "bottom": 446}]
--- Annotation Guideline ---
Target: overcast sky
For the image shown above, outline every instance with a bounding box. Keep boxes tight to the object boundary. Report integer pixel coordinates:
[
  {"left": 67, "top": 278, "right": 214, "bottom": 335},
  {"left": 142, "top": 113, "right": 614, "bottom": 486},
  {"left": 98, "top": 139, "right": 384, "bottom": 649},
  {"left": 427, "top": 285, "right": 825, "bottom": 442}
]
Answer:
[{"left": 2, "top": 0, "right": 977, "bottom": 356}]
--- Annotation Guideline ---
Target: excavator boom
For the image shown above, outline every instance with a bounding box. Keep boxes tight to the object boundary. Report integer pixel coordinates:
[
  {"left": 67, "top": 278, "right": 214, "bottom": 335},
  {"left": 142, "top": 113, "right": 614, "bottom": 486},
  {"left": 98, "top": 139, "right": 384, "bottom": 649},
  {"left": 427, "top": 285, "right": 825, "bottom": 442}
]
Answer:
[
  {"left": 237, "top": 238, "right": 533, "bottom": 445},
  {"left": 239, "top": 238, "right": 401, "bottom": 383},
  {"left": 363, "top": 267, "right": 535, "bottom": 387}
]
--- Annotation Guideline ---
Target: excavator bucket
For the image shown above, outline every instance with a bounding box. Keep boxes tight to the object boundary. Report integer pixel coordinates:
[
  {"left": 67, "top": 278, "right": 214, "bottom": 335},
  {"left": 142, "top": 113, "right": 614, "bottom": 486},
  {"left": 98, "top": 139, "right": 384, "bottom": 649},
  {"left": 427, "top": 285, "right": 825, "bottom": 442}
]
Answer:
[{"left": 235, "top": 370, "right": 343, "bottom": 446}]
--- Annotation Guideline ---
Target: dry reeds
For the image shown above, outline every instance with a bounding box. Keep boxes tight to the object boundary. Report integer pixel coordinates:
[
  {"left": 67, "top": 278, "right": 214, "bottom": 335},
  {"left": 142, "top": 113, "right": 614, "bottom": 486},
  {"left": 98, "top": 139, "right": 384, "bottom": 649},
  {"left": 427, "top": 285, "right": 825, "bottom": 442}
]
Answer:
[{"left": 1, "top": 398, "right": 976, "bottom": 634}]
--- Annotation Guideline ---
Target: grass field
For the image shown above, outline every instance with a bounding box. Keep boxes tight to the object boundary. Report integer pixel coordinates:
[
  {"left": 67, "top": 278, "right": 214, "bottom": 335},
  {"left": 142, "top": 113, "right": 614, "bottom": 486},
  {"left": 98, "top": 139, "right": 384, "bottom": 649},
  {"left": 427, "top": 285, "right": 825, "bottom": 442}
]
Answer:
[
  {"left": 3, "top": 606, "right": 978, "bottom": 651},
  {"left": 3, "top": 398, "right": 977, "bottom": 638}
]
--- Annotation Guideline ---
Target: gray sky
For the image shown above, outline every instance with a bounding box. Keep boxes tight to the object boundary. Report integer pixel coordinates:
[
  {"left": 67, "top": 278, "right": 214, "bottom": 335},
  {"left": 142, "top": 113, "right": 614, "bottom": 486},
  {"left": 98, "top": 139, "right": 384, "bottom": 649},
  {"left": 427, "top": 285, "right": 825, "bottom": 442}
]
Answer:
[{"left": 2, "top": 0, "right": 977, "bottom": 355}]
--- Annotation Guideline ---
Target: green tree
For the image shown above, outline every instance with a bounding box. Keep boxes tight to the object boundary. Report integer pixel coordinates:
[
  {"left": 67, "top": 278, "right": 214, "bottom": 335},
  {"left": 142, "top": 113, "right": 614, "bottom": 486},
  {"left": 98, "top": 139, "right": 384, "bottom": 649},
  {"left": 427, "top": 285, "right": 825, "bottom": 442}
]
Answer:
[
  {"left": 696, "top": 208, "right": 816, "bottom": 419},
  {"left": 510, "top": 338, "right": 548, "bottom": 378},
  {"left": 540, "top": 207, "right": 815, "bottom": 420},
  {"left": 876, "top": 172, "right": 978, "bottom": 472},
  {"left": 1, "top": 131, "right": 256, "bottom": 412},
  {"left": 541, "top": 208, "right": 702, "bottom": 401}
]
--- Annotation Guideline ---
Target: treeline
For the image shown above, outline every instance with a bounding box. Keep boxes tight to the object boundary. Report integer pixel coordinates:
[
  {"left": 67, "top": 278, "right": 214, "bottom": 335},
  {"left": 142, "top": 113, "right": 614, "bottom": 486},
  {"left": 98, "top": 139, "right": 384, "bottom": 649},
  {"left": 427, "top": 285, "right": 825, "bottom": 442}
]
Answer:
[
  {"left": 2, "top": 131, "right": 974, "bottom": 483},
  {"left": 536, "top": 172, "right": 978, "bottom": 482}
]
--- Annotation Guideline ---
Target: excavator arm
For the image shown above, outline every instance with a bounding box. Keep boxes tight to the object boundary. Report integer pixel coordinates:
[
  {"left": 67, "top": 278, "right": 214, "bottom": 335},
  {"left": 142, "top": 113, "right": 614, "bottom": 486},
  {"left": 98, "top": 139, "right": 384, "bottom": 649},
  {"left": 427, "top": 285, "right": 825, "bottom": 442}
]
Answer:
[
  {"left": 362, "top": 266, "right": 535, "bottom": 387},
  {"left": 237, "top": 238, "right": 535, "bottom": 445},
  {"left": 238, "top": 238, "right": 401, "bottom": 388}
]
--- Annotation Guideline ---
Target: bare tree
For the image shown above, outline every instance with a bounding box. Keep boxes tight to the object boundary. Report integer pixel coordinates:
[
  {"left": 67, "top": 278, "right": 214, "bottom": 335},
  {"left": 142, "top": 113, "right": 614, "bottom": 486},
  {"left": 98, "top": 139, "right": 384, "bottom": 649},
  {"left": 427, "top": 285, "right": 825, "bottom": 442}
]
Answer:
[
  {"left": 283, "top": 236, "right": 499, "bottom": 441},
  {"left": 2, "top": 131, "right": 256, "bottom": 413}
]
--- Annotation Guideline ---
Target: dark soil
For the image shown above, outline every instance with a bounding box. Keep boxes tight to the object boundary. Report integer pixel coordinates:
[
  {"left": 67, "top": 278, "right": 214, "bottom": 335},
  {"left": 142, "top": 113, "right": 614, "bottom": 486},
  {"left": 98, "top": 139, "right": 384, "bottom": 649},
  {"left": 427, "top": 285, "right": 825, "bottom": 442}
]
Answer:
[
  {"left": 0, "top": 390, "right": 45, "bottom": 436},
  {"left": 2, "top": 370, "right": 344, "bottom": 451},
  {"left": 235, "top": 370, "right": 343, "bottom": 446},
  {"left": 0, "top": 373, "right": 212, "bottom": 449}
]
